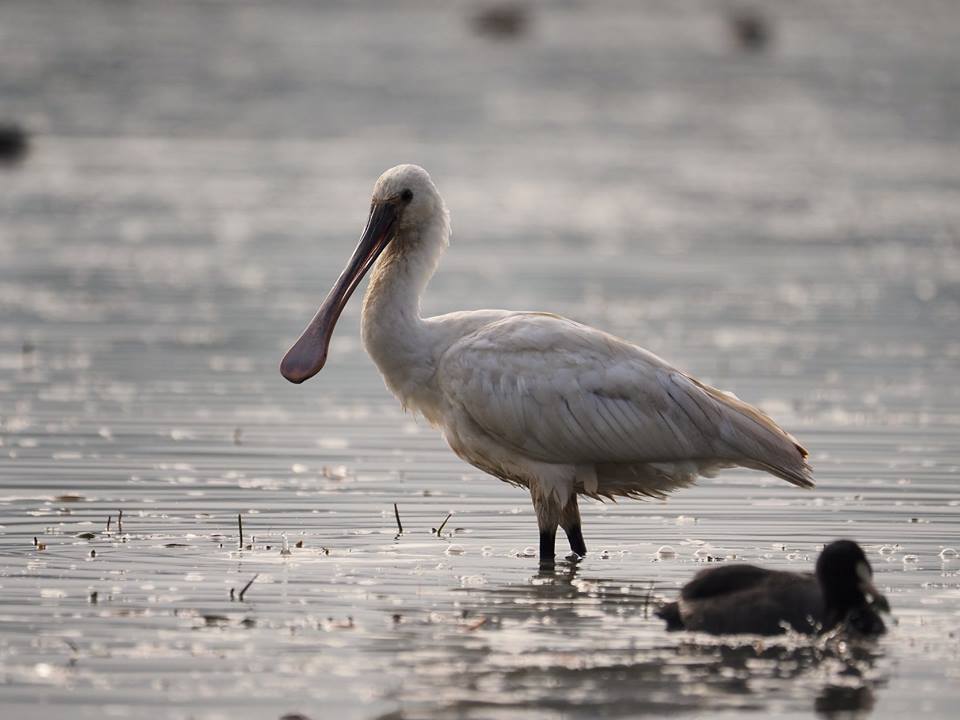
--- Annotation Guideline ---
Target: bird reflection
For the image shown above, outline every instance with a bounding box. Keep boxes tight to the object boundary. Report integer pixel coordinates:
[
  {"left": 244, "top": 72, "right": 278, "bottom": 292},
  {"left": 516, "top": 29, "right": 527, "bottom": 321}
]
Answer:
[
  {"left": 378, "top": 563, "right": 887, "bottom": 718},
  {"left": 815, "top": 684, "right": 876, "bottom": 718}
]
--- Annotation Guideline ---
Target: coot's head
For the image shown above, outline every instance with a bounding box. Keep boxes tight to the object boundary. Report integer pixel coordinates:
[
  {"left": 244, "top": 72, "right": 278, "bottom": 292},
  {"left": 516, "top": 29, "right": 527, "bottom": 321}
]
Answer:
[{"left": 816, "top": 540, "right": 890, "bottom": 629}]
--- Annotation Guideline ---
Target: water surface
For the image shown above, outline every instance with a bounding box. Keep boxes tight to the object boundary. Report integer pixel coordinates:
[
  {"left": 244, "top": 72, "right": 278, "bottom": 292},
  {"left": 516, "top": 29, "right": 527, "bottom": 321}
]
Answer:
[{"left": 1, "top": 1, "right": 959, "bottom": 718}]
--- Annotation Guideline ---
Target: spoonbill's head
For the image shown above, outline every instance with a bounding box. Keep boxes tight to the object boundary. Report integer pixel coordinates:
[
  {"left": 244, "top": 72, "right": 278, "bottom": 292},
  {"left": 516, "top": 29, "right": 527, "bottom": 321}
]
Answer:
[
  {"left": 280, "top": 164, "right": 444, "bottom": 384},
  {"left": 816, "top": 540, "right": 890, "bottom": 616},
  {"left": 371, "top": 163, "right": 445, "bottom": 233}
]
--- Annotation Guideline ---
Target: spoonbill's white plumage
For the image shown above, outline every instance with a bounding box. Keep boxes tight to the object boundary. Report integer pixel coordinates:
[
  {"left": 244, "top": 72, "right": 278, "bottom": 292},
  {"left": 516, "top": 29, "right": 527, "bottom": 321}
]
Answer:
[{"left": 282, "top": 164, "right": 813, "bottom": 561}]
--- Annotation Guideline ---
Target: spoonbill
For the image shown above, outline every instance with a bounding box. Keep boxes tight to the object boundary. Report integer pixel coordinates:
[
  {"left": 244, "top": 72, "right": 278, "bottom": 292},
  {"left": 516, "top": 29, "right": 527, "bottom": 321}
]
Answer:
[
  {"left": 657, "top": 540, "right": 889, "bottom": 636},
  {"left": 281, "top": 164, "right": 813, "bottom": 562}
]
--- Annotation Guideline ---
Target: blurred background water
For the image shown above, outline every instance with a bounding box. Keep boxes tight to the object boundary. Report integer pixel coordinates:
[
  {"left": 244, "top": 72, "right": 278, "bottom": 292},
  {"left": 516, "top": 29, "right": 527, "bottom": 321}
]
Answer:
[{"left": 1, "top": 1, "right": 959, "bottom": 718}]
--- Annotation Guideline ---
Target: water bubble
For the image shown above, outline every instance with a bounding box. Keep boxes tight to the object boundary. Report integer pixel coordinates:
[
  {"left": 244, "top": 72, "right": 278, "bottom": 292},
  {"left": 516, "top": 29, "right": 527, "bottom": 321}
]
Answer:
[
  {"left": 939, "top": 548, "right": 958, "bottom": 561},
  {"left": 445, "top": 544, "right": 465, "bottom": 555},
  {"left": 656, "top": 545, "right": 676, "bottom": 560}
]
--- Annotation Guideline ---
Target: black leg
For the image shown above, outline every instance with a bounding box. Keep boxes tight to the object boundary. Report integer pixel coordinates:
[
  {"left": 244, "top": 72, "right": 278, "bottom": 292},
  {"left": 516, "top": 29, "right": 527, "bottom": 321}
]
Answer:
[
  {"left": 539, "top": 526, "right": 556, "bottom": 562},
  {"left": 565, "top": 524, "right": 587, "bottom": 557}
]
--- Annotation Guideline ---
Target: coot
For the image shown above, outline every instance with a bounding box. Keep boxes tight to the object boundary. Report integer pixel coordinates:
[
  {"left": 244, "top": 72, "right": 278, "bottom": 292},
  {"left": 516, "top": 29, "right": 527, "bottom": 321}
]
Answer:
[{"left": 657, "top": 540, "right": 889, "bottom": 636}]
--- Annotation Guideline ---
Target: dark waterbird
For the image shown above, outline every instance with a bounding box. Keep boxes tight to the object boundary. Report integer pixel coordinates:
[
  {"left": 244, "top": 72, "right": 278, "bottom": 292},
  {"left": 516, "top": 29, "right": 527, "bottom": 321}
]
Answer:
[
  {"left": 657, "top": 540, "right": 890, "bottom": 636},
  {"left": 0, "top": 122, "right": 30, "bottom": 166}
]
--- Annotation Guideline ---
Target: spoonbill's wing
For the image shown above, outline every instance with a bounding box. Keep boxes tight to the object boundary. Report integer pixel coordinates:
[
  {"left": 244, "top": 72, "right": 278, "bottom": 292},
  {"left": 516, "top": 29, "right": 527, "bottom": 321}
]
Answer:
[{"left": 438, "top": 313, "right": 812, "bottom": 488}]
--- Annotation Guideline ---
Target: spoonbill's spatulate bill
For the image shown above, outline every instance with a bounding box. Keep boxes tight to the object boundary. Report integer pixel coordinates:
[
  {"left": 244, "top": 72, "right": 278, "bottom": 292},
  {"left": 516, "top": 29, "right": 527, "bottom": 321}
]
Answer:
[
  {"left": 656, "top": 540, "right": 889, "bottom": 636},
  {"left": 281, "top": 164, "right": 813, "bottom": 562}
]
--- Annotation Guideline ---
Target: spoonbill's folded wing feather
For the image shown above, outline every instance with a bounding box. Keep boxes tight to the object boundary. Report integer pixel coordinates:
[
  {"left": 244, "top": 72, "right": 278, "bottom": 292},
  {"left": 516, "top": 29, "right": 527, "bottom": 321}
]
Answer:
[{"left": 438, "top": 313, "right": 812, "bottom": 488}]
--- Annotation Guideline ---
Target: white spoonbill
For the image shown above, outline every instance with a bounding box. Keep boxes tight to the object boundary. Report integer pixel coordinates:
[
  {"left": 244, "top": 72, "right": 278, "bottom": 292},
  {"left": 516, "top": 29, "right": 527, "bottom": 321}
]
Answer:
[{"left": 281, "top": 165, "right": 813, "bottom": 562}]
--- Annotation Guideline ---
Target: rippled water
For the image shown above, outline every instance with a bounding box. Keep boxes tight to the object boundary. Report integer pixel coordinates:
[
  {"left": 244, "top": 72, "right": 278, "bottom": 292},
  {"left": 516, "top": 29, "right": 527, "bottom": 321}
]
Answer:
[{"left": 2, "top": 1, "right": 959, "bottom": 718}]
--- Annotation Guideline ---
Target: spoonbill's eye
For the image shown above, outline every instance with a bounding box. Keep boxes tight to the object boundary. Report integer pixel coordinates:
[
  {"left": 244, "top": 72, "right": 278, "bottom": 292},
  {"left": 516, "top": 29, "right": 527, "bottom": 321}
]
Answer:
[{"left": 400, "top": 188, "right": 414, "bottom": 203}]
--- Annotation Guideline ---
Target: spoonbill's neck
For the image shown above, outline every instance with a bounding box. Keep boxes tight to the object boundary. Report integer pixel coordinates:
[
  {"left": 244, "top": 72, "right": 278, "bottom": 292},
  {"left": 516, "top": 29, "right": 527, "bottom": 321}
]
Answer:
[{"left": 361, "top": 211, "right": 449, "bottom": 408}]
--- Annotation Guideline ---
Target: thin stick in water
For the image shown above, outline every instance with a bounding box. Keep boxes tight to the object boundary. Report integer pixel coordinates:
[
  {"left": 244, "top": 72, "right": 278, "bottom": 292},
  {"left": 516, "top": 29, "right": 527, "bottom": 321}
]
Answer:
[
  {"left": 238, "top": 513, "right": 244, "bottom": 550},
  {"left": 238, "top": 573, "right": 258, "bottom": 601},
  {"left": 118, "top": 509, "right": 123, "bottom": 534},
  {"left": 643, "top": 581, "right": 655, "bottom": 619},
  {"left": 393, "top": 503, "right": 403, "bottom": 536},
  {"left": 435, "top": 512, "right": 452, "bottom": 537}
]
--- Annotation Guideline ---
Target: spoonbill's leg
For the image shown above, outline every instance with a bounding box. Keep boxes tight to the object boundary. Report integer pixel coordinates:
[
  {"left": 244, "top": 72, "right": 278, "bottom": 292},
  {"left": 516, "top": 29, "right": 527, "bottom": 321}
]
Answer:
[
  {"left": 530, "top": 484, "right": 559, "bottom": 563},
  {"left": 539, "top": 524, "right": 557, "bottom": 563},
  {"left": 560, "top": 495, "right": 587, "bottom": 557}
]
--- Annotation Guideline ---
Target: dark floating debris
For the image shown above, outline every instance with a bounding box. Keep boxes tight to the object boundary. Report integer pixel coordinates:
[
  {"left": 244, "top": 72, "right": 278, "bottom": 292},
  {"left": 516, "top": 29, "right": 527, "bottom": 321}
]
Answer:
[
  {"left": 0, "top": 122, "right": 30, "bottom": 166},
  {"left": 117, "top": 509, "right": 123, "bottom": 534},
  {"left": 21, "top": 342, "right": 36, "bottom": 370},
  {"left": 470, "top": 2, "right": 530, "bottom": 41},
  {"left": 238, "top": 513, "right": 244, "bottom": 550},
  {"left": 55, "top": 495, "right": 84, "bottom": 503},
  {"left": 393, "top": 502, "right": 403, "bottom": 537},
  {"left": 727, "top": 7, "right": 772, "bottom": 53},
  {"left": 203, "top": 614, "right": 230, "bottom": 627}
]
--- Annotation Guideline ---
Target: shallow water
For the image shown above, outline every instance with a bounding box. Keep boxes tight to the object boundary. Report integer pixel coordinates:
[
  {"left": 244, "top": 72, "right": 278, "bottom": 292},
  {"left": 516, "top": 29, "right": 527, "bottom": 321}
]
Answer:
[{"left": 2, "top": 1, "right": 959, "bottom": 718}]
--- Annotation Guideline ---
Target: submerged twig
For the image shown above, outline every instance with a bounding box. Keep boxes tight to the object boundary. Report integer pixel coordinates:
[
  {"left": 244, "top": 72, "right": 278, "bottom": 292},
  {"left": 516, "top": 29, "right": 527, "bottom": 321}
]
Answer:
[
  {"left": 643, "top": 581, "right": 655, "bottom": 619},
  {"left": 238, "top": 513, "right": 244, "bottom": 550},
  {"left": 393, "top": 503, "right": 403, "bottom": 537},
  {"left": 117, "top": 509, "right": 123, "bottom": 534},
  {"left": 238, "top": 573, "right": 258, "bottom": 602},
  {"left": 106, "top": 515, "right": 112, "bottom": 532}
]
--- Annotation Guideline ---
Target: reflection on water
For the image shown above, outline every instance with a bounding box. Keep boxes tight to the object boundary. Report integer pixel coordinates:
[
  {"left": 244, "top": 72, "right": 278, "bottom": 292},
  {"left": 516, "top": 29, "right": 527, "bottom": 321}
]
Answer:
[
  {"left": 2, "top": 0, "right": 960, "bottom": 718},
  {"left": 376, "top": 561, "right": 886, "bottom": 719}
]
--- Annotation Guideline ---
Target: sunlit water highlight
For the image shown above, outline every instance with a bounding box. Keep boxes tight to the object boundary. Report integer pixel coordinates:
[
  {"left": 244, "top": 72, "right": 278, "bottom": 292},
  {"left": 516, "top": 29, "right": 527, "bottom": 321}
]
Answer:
[{"left": 1, "top": 1, "right": 959, "bottom": 718}]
